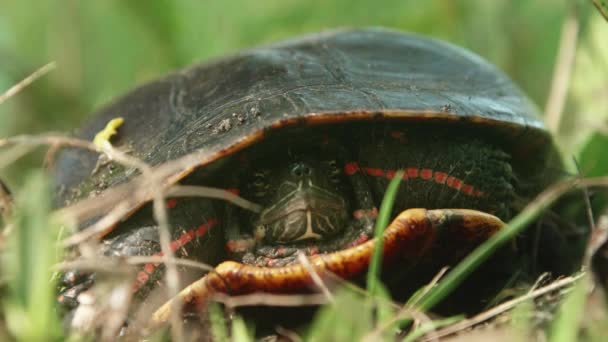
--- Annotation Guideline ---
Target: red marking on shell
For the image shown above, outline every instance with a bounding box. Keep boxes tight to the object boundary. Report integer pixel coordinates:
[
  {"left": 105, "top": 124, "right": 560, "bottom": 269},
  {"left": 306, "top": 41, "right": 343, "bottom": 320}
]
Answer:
[
  {"left": 344, "top": 233, "right": 370, "bottom": 248},
  {"left": 461, "top": 184, "right": 474, "bottom": 195},
  {"left": 166, "top": 199, "right": 178, "bottom": 209},
  {"left": 135, "top": 271, "right": 149, "bottom": 287},
  {"left": 369, "top": 207, "right": 379, "bottom": 217},
  {"left": 225, "top": 239, "right": 255, "bottom": 253},
  {"left": 353, "top": 208, "right": 379, "bottom": 220},
  {"left": 196, "top": 219, "right": 218, "bottom": 237},
  {"left": 420, "top": 169, "right": 433, "bottom": 180},
  {"left": 390, "top": 131, "right": 403, "bottom": 139},
  {"left": 407, "top": 168, "right": 419, "bottom": 178},
  {"left": 345, "top": 162, "right": 484, "bottom": 198},
  {"left": 363, "top": 167, "right": 384, "bottom": 177},
  {"left": 446, "top": 176, "right": 456, "bottom": 187},
  {"left": 133, "top": 219, "right": 219, "bottom": 292},
  {"left": 389, "top": 131, "right": 408, "bottom": 143},
  {"left": 448, "top": 177, "right": 462, "bottom": 190},
  {"left": 196, "top": 223, "right": 209, "bottom": 236},
  {"left": 227, "top": 188, "right": 240, "bottom": 196},
  {"left": 434, "top": 172, "right": 448, "bottom": 184},
  {"left": 344, "top": 162, "right": 360, "bottom": 175},
  {"left": 144, "top": 263, "right": 155, "bottom": 274}
]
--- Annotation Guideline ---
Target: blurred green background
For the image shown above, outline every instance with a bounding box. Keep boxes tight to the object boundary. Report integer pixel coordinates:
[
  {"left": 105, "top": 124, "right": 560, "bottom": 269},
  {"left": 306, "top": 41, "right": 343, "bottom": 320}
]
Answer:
[{"left": 0, "top": 0, "right": 607, "bottom": 186}]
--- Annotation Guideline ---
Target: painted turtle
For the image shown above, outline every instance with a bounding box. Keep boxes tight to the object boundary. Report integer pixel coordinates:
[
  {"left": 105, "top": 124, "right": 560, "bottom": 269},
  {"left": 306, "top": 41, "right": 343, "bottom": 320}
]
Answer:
[{"left": 55, "top": 28, "right": 571, "bottom": 326}]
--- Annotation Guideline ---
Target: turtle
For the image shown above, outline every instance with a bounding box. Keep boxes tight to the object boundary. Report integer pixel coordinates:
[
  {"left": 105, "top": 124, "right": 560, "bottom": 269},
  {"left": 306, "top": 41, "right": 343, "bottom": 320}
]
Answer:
[{"left": 54, "top": 28, "right": 578, "bottom": 330}]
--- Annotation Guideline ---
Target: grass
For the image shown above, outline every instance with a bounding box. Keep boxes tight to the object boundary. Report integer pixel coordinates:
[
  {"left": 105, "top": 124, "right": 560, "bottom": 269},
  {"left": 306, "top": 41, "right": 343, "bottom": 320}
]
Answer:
[
  {"left": 1, "top": 171, "right": 63, "bottom": 340},
  {"left": 367, "top": 170, "right": 404, "bottom": 296}
]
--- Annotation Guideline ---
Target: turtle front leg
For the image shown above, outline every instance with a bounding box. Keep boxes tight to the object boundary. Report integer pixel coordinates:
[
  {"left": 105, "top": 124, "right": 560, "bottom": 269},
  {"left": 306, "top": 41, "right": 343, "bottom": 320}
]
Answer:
[
  {"left": 149, "top": 208, "right": 504, "bottom": 329},
  {"left": 58, "top": 199, "right": 223, "bottom": 313},
  {"left": 343, "top": 160, "right": 379, "bottom": 241}
]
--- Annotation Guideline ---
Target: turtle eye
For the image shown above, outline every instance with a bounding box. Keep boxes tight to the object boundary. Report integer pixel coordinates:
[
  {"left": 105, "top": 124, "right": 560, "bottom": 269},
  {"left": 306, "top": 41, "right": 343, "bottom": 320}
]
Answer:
[
  {"left": 326, "top": 160, "right": 341, "bottom": 183},
  {"left": 251, "top": 171, "right": 270, "bottom": 197}
]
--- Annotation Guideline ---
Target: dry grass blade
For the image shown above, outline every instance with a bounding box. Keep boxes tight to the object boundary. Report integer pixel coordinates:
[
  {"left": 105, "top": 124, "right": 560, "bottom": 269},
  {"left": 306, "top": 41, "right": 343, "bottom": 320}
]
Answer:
[
  {"left": 151, "top": 192, "right": 184, "bottom": 342},
  {"left": 0, "top": 223, "right": 13, "bottom": 249},
  {"left": 126, "top": 255, "right": 215, "bottom": 272},
  {"left": 0, "top": 134, "right": 147, "bottom": 229},
  {"left": 0, "top": 129, "right": 263, "bottom": 341},
  {"left": 275, "top": 326, "right": 303, "bottom": 342},
  {"left": 55, "top": 145, "right": 252, "bottom": 223},
  {"left": 362, "top": 304, "right": 437, "bottom": 342},
  {"left": 407, "top": 267, "right": 449, "bottom": 307},
  {"left": 362, "top": 268, "right": 449, "bottom": 342},
  {"left": 98, "top": 143, "right": 184, "bottom": 341},
  {"left": 0, "top": 178, "right": 12, "bottom": 223},
  {"left": 0, "top": 132, "right": 187, "bottom": 340},
  {"left": 61, "top": 200, "right": 137, "bottom": 246},
  {"left": 0, "top": 62, "right": 56, "bottom": 105},
  {"left": 56, "top": 255, "right": 216, "bottom": 273},
  {"left": 544, "top": 8, "right": 579, "bottom": 133},
  {"left": 419, "top": 274, "right": 584, "bottom": 341},
  {"left": 0, "top": 144, "right": 38, "bottom": 170},
  {"left": 212, "top": 293, "right": 329, "bottom": 308},
  {"left": 167, "top": 185, "right": 262, "bottom": 212},
  {"left": 586, "top": 215, "right": 608, "bottom": 265},
  {"left": 60, "top": 184, "right": 262, "bottom": 247},
  {"left": 297, "top": 252, "right": 334, "bottom": 302}
]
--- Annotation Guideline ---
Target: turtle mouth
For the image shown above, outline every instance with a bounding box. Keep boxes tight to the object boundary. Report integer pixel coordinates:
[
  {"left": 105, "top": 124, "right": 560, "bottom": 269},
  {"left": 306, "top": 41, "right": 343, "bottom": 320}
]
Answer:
[{"left": 257, "top": 181, "right": 348, "bottom": 244}]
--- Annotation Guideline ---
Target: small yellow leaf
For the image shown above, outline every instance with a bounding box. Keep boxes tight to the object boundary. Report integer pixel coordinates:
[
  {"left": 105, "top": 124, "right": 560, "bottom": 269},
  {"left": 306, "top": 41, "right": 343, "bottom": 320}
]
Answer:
[{"left": 93, "top": 117, "right": 124, "bottom": 149}]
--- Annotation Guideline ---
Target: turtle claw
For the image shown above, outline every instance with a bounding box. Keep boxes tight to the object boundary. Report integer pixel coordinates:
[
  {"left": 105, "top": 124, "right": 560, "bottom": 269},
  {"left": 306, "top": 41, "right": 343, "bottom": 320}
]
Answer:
[
  {"left": 57, "top": 271, "right": 97, "bottom": 309},
  {"left": 149, "top": 208, "right": 505, "bottom": 330}
]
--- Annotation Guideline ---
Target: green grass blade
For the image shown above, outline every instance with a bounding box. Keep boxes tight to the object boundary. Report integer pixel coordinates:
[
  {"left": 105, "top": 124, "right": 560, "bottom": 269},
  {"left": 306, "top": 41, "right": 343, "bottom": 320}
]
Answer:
[
  {"left": 208, "top": 303, "right": 228, "bottom": 342},
  {"left": 308, "top": 287, "right": 374, "bottom": 341},
  {"left": 2, "top": 171, "right": 63, "bottom": 340},
  {"left": 549, "top": 273, "right": 588, "bottom": 342},
  {"left": 593, "top": 0, "right": 608, "bottom": 21},
  {"left": 414, "top": 180, "right": 569, "bottom": 312},
  {"left": 367, "top": 170, "right": 403, "bottom": 296},
  {"left": 231, "top": 315, "right": 254, "bottom": 342}
]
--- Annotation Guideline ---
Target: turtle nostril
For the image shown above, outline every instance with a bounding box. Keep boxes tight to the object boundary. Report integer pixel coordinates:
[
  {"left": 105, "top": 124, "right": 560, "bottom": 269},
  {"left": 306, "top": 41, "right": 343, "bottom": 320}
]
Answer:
[{"left": 291, "top": 163, "right": 312, "bottom": 177}]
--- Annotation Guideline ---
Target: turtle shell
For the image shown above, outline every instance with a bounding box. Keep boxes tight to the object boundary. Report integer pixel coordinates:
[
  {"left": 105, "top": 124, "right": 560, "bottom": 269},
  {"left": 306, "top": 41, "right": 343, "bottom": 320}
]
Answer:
[
  {"left": 53, "top": 27, "right": 553, "bottom": 209},
  {"left": 54, "top": 28, "right": 573, "bottom": 322}
]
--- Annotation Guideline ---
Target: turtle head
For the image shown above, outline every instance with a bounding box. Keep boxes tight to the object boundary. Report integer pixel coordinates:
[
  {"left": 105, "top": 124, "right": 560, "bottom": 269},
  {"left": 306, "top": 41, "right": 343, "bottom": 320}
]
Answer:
[{"left": 249, "top": 157, "right": 349, "bottom": 244}]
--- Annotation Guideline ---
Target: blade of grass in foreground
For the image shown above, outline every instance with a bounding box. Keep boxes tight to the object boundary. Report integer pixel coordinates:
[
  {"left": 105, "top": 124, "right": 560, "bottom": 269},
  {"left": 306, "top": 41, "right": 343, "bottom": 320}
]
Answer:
[
  {"left": 593, "top": 0, "right": 608, "bottom": 21},
  {"left": 2, "top": 171, "right": 63, "bottom": 340},
  {"left": 414, "top": 179, "right": 576, "bottom": 312},
  {"left": 549, "top": 273, "right": 588, "bottom": 342},
  {"left": 367, "top": 170, "right": 403, "bottom": 296},
  {"left": 209, "top": 302, "right": 228, "bottom": 341}
]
